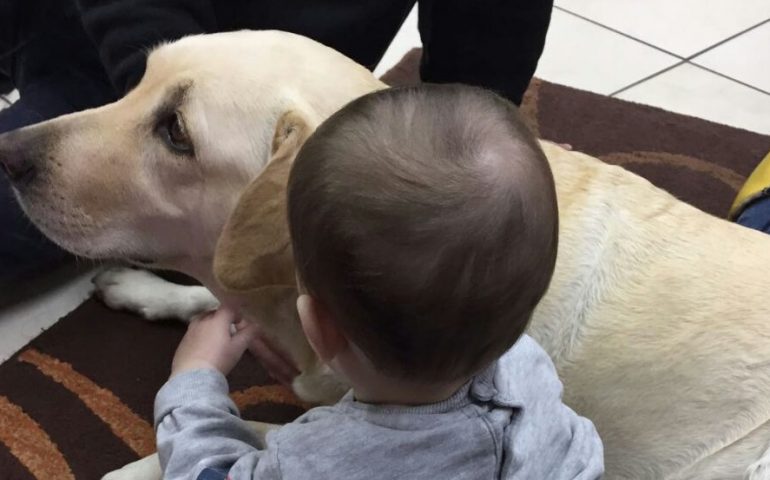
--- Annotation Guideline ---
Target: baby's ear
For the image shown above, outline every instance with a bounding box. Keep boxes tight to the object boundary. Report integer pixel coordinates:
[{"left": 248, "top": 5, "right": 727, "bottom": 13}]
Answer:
[
  {"left": 213, "top": 110, "right": 315, "bottom": 292},
  {"left": 297, "top": 294, "right": 347, "bottom": 364}
]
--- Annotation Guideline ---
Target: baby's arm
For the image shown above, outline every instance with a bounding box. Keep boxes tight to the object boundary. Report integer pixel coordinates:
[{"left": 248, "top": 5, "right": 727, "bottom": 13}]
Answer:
[
  {"left": 154, "top": 309, "right": 281, "bottom": 479},
  {"left": 155, "top": 369, "right": 272, "bottom": 479}
]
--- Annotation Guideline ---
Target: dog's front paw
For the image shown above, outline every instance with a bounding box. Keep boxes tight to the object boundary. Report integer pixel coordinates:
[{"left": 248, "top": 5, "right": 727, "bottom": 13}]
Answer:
[
  {"left": 94, "top": 267, "right": 219, "bottom": 322},
  {"left": 94, "top": 267, "right": 169, "bottom": 320}
]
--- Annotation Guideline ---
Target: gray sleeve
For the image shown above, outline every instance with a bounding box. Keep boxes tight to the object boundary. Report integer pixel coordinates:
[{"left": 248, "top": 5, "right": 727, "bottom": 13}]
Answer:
[
  {"left": 154, "top": 369, "right": 281, "bottom": 480},
  {"left": 498, "top": 336, "right": 605, "bottom": 479}
]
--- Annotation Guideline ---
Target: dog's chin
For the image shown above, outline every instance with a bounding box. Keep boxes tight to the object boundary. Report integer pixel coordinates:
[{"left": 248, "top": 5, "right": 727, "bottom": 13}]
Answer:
[
  {"left": 40, "top": 233, "right": 161, "bottom": 267},
  {"left": 33, "top": 223, "right": 163, "bottom": 266},
  {"left": 16, "top": 204, "right": 104, "bottom": 258}
]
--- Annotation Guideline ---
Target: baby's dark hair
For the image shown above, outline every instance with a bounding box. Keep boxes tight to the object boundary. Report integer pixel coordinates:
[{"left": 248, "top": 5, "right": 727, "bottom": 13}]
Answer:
[{"left": 287, "top": 84, "right": 558, "bottom": 382}]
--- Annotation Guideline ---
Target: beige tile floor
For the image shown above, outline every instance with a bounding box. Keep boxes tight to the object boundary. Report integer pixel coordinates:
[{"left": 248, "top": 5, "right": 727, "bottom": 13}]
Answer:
[{"left": 2, "top": 3, "right": 770, "bottom": 363}]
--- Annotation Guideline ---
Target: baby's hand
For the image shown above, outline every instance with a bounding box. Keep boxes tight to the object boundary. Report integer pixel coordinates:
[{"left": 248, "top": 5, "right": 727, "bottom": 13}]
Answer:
[
  {"left": 171, "top": 308, "right": 258, "bottom": 377},
  {"left": 248, "top": 330, "right": 300, "bottom": 386}
]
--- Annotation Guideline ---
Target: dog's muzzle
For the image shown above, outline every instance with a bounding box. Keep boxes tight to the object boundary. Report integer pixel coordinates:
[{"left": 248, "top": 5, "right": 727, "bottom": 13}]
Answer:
[{"left": 0, "top": 126, "right": 54, "bottom": 188}]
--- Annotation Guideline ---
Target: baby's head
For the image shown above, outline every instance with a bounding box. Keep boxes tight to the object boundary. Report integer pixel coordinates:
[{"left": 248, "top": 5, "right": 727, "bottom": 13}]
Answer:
[{"left": 287, "top": 84, "right": 558, "bottom": 398}]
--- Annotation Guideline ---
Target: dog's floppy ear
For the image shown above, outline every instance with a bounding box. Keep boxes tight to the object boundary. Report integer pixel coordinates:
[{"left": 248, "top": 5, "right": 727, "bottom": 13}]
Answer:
[{"left": 214, "top": 110, "right": 314, "bottom": 292}]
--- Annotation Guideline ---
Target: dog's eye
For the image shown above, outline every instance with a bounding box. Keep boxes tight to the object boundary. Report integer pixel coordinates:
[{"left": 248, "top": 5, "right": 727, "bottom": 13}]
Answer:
[{"left": 161, "top": 112, "right": 193, "bottom": 154}]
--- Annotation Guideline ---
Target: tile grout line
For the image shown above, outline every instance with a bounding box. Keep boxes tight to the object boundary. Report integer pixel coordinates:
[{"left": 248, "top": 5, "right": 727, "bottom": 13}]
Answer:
[
  {"left": 608, "top": 60, "right": 687, "bottom": 97},
  {"left": 556, "top": 6, "right": 770, "bottom": 97},
  {"left": 603, "top": 17, "right": 770, "bottom": 97},
  {"left": 687, "top": 62, "right": 770, "bottom": 96},
  {"left": 683, "top": 18, "right": 770, "bottom": 61},
  {"left": 554, "top": 5, "right": 688, "bottom": 97},
  {"left": 554, "top": 5, "right": 685, "bottom": 59},
  {"left": 557, "top": 5, "right": 770, "bottom": 63},
  {"left": 611, "top": 56, "right": 770, "bottom": 99},
  {"left": 610, "top": 59, "right": 770, "bottom": 98},
  {"left": 684, "top": 17, "right": 770, "bottom": 97}
]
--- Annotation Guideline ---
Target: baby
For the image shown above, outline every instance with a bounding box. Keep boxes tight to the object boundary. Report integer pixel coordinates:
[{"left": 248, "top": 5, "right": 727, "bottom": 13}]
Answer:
[{"left": 154, "top": 84, "right": 604, "bottom": 479}]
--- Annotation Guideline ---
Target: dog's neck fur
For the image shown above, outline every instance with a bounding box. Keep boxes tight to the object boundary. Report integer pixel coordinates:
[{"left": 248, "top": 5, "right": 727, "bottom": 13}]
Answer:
[{"left": 170, "top": 256, "right": 235, "bottom": 305}]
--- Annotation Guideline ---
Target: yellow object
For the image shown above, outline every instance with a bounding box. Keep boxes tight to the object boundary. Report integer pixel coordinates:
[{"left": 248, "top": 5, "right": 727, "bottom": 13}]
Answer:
[{"left": 729, "top": 151, "right": 770, "bottom": 220}]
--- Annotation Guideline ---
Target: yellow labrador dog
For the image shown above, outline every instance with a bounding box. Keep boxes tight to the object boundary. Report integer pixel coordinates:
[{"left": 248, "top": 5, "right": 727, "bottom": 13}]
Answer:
[{"left": 1, "top": 31, "right": 770, "bottom": 480}]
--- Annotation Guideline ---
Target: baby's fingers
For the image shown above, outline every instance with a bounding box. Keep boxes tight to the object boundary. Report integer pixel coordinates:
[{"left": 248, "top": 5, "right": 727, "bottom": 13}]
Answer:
[
  {"left": 249, "top": 335, "right": 300, "bottom": 386},
  {"left": 188, "top": 307, "right": 237, "bottom": 335},
  {"left": 206, "top": 307, "right": 238, "bottom": 326},
  {"left": 231, "top": 322, "right": 261, "bottom": 352}
]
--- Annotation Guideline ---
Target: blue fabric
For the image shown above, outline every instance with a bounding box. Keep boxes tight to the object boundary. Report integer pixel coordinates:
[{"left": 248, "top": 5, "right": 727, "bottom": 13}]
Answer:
[
  {"left": 196, "top": 466, "right": 230, "bottom": 480},
  {"left": 735, "top": 194, "right": 770, "bottom": 234}
]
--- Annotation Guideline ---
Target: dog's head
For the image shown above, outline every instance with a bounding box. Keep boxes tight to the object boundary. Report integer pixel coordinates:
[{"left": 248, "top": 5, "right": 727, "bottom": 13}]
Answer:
[{"left": 0, "top": 30, "right": 382, "bottom": 270}]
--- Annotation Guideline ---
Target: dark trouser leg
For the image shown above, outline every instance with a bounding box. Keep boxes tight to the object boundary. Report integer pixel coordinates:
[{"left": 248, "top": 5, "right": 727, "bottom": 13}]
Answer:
[
  {"left": 0, "top": 0, "right": 116, "bottom": 282},
  {"left": 418, "top": 0, "right": 553, "bottom": 105},
  {"left": 228, "top": 0, "right": 418, "bottom": 72}
]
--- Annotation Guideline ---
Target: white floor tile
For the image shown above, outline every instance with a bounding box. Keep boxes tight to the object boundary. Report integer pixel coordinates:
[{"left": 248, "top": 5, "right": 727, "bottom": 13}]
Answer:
[
  {"left": 374, "top": 5, "right": 421, "bottom": 78},
  {"left": 556, "top": 0, "right": 770, "bottom": 58},
  {"left": 535, "top": 10, "right": 679, "bottom": 95},
  {"left": 617, "top": 63, "right": 770, "bottom": 135},
  {"left": 0, "top": 266, "right": 96, "bottom": 363},
  {"left": 692, "top": 22, "right": 770, "bottom": 93}
]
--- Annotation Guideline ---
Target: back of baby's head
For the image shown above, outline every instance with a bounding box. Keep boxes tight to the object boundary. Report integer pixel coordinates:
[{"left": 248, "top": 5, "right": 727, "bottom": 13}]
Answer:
[{"left": 288, "top": 84, "right": 558, "bottom": 383}]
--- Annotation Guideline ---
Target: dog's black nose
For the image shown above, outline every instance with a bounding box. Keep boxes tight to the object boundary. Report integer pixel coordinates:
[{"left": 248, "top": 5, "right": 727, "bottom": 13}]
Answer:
[
  {"left": 0, "top": 156, "right": 36, "bottom": 185},
  {"left": 0, "top": 133, "right": 38, "bottom": 186}
]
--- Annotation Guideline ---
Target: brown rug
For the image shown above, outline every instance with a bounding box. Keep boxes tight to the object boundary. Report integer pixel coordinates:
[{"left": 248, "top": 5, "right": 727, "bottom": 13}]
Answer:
[{"left": 1, "top": 50, "right": 768, "bottom": 479}]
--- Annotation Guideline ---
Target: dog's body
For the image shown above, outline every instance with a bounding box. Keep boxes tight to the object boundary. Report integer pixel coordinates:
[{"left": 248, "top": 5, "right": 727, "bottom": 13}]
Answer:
[
  {"left": 533, "top": 144, "right": 770, "bottom": 479},
  {"left": 1, "top": 30, "right": 770, "bottom": 479}
]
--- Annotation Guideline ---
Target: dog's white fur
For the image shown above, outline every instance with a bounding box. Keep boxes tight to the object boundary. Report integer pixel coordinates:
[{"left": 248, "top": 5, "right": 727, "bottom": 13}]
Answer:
[
  {"left": 95, "top": 267, "right": 219, "bottom": 321},
  {"left": 4, "top": 31, "right": 770, "bottom": 479}
]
